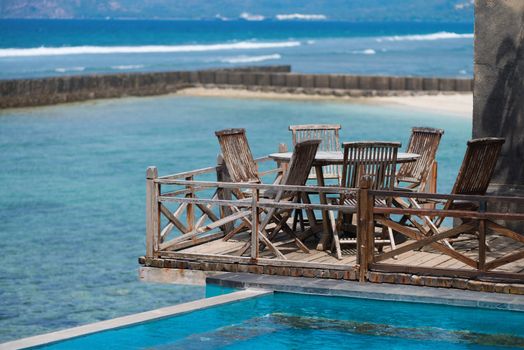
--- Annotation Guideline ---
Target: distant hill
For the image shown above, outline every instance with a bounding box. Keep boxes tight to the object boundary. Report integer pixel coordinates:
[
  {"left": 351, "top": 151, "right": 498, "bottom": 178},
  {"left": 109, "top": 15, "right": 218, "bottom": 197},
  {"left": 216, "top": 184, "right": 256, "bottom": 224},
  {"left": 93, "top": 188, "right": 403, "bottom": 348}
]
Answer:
[{"left": 0, "top": 0, "right": 474, "bottom": 22}]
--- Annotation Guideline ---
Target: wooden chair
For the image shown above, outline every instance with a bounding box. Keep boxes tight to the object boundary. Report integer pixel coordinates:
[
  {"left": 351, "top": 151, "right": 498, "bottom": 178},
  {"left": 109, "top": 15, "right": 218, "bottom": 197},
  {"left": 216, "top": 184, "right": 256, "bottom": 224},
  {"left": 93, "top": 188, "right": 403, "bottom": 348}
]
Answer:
[
  {"left": 235, "top": 139, "right": 322, "bottom": 259},
  {"left": 330, "top": 141, "right": 400, "bottom": 259},
  {"left": 409, "top": 138, "right": 505, "bottom": 238},
  {"left": 289, "top": 124, "right": 342, "bottom": 181},
  {"left": 394, "top": 127, "right": 444, "bottom": 225},
  {"left": 215, "top": 128, "right": 260, "bottom": 189},
  {"left": 289, "top": 124, "right": 341, "bottom": 231},
  {"left": 396, "top": 127, "right": 444, "bottom": 191},
  {"left": 215, "top": 128, "right": 262, "bottom": 240}
]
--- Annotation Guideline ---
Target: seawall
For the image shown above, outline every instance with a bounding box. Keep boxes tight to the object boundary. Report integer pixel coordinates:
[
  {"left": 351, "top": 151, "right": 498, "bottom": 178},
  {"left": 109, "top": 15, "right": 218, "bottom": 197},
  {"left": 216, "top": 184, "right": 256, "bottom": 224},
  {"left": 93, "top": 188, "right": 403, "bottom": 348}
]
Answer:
[{"left": 0, "top": 65, "right": 473, "bottom": 109}]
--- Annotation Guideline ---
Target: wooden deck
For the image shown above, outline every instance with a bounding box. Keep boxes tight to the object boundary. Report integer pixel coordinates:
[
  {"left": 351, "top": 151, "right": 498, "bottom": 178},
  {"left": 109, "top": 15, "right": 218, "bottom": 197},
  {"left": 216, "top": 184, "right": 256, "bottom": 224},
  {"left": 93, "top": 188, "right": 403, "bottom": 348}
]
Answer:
[
  {"left": 157, "top": 230, "right": 524, "bottom": 275},
  {"left": 140, "top": 226, "right": 524, "bottom": 294},
  {"left": 173, "top": 231, "right": 524, "bottom": 273},
  {"left": 140, "top": 160, "right": 524, "bottom": 295}
]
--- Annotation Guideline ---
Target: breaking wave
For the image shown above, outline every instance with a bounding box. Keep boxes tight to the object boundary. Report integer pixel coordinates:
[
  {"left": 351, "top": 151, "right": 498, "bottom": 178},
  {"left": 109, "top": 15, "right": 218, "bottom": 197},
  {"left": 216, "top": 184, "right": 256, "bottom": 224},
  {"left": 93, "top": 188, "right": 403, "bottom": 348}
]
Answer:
[
  {"left": 376, "top": 32, "right": 474, "bottom": 42},
  {"left": 351, "top": 49, "right": 376, "bottom": 55},
  {"left": 239, "top": 12, "right": 265, "bottom": 21},
  {"left": 0, "top": 41, "right": 301, "bottom": 58},
  {"left": 110, "top": 64, "right": 145, "bottom": 70},
  {"left": 220, "top": 54, "right": 281, "bottom": 64},
  {"left": 276, "top": 14, "right": 327, "bottom": 20},
  {"left": 54, "top": 66, "right": 86, "bottom": 73}
]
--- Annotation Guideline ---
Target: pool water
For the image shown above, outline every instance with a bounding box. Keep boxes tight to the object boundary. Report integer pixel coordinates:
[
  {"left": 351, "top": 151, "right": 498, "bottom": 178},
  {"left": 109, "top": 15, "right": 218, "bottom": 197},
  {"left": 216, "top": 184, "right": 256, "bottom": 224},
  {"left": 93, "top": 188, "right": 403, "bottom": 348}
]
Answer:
[
  {"left": 34, "top": 292, "right": 524, "bottom": 349},
  {"left": 0, "top": 95, "right": 471, "bottom": 341}
]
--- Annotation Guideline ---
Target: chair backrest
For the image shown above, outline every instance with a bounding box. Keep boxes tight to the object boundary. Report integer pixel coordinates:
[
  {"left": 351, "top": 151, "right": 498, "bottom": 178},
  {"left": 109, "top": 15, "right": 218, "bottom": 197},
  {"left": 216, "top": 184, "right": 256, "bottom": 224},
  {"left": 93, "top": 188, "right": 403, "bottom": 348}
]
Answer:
[
  {"left": 277, "top": 139, "right": 321, "bottom": 200},
  {"left": 434, "top": 138, "right": 505, "bottom": 227},
  {"left": 289, "top": 124, "right": 341, "bottom": 180},
  {"left": 340, "top": 141, "right": 401, "bottom": 191},
  {"left": 215, "top": 128, "right": 260, "bottom": 183},
  {"left": 451, "top": 138, "right": 505, "bottom": 196},
  {"left": 397, "top": 127, "right": 444, "bottom": 189}
]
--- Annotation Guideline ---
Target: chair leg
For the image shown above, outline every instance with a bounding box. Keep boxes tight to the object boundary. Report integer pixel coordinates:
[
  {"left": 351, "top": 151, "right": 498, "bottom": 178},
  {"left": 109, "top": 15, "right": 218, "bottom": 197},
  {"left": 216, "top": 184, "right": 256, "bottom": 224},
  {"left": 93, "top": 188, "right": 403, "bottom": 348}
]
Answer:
[
  {"left": 408, "top": 198, "right": 454, "bottom": 250},
  {"left": 292, "top": 210, "right": 299, "bottom": 232},
  {"left": 298, "top": 209, "right": 305, "bottom": 232},
  {"left": 281, "top": 225, "right": 310, "bottom": 253},
  {"left": 387, "top": 226, "right": 396, "bottom": 251}
]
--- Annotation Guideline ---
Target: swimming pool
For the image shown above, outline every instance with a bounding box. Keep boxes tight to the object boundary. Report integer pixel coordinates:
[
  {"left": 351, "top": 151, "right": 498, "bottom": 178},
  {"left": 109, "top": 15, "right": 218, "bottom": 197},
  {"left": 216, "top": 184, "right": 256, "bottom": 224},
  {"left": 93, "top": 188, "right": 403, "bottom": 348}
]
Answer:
[{"left": 31, "top": 292, "right": 524, "bottom": 350}]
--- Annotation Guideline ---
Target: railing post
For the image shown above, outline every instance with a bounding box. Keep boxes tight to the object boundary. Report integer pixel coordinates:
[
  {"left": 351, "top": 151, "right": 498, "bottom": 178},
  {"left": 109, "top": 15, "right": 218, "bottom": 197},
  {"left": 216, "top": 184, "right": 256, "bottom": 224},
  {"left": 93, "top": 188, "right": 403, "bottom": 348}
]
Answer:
[
  {"left": 357, "top": 175, "right": 373, "bottom": 282},
  {"left": 185, "top": 175, "right": 195, "bottom": 232},
  {"left": 216, "top": 154, "right": 234, "bottom": 233},
  {"left": 478, "top": 200, "right": 487, "bottom": 271},
  {"left": 146, "top": 167, "right": 160, "bottom": 258},
  {"left": 251, "top": 188, "right": 260, "bottom": 260}
]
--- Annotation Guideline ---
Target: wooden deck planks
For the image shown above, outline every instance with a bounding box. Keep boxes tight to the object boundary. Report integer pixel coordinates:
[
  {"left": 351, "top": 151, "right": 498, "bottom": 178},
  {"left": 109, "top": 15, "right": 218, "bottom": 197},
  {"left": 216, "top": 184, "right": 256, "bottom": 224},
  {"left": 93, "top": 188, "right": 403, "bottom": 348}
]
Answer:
[{"left": 171, "top": 231, "right": 522, "bottom": 274}]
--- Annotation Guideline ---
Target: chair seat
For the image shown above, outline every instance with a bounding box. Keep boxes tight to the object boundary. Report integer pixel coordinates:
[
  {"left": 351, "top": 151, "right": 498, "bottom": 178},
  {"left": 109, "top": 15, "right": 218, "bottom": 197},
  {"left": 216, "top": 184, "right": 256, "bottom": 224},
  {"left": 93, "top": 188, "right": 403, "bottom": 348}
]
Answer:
[{"left": 396, "top": 176, "right": 420, "bottom": 184}]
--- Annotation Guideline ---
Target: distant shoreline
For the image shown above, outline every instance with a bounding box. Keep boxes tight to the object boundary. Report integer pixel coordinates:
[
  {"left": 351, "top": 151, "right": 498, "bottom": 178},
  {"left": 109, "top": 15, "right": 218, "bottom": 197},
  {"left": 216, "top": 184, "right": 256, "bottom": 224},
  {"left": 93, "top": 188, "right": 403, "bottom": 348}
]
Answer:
[
  {"left": 177, "top": 87, "right": 473, "bottom": 118},
  {"left": 0, "top": 66, "right": 474, "bottom": 109}
]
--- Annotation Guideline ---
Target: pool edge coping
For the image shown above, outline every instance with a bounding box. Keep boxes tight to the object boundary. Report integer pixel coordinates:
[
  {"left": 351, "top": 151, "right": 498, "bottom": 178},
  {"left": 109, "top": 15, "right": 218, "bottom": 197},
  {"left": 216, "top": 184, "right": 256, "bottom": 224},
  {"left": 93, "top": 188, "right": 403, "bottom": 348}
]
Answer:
[
  {"left": 0, "top": 289, "right": 271, "bottom": 350},
  {"left": 206, "top": 273, "right": 524, "bottom": 312}
]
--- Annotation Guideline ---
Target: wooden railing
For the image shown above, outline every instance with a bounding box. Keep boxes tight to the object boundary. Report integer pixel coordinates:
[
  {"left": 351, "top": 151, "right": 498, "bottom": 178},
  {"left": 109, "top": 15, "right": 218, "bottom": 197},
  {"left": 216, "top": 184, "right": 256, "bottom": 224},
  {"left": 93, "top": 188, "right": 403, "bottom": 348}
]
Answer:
[
  {"left": 358, "top": 176, "right": 524, "bottom": 282},
  {"left": 145, "top": 162, "right": 524, "bottom": 283},
  {"left": 145, "top": 155, "right": 359, "bottom": 270}
]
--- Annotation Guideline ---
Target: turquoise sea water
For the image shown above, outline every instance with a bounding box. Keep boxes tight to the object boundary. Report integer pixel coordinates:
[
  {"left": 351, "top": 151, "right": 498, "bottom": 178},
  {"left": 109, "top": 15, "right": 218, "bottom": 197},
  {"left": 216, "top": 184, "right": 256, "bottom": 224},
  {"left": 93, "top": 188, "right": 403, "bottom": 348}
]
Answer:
[
  {"left": 34, "top": 292, "right": 524, "bottom": 349},
  {"left": 0, "top": 20, "right": 473, "bottom": 79},
  {"left": 0, "top": 95, "right": 472, "bottom": 342}
]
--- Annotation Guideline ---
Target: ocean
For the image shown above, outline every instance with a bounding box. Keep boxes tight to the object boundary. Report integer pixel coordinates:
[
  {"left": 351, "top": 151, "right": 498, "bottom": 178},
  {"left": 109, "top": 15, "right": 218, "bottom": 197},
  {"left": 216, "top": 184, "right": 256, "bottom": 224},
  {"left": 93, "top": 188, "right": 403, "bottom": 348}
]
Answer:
[
  {"left": 0, "top": 19, "right": 473, "bottom": 79},
  {"left": 0, "top": 95, "right": 471, "bottom": 343},
  {"left": 0, "top": 19, "right": 474, "bottom": 343}
]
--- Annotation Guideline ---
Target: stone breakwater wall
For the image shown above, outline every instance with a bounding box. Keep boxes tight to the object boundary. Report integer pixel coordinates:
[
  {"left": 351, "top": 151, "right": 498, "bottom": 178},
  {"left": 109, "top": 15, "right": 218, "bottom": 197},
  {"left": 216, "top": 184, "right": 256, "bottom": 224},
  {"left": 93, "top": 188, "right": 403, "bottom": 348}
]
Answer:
[{"left": 0, "top": 65, "right": 473, "bottom": 109}]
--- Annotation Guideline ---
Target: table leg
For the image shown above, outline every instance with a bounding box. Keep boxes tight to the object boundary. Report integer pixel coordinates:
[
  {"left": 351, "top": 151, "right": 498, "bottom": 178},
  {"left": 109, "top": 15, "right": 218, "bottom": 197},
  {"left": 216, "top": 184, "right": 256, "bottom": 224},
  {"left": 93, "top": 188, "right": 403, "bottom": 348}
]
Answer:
[{"left": 315, "top": 165, "right": 333, "bottom": 251}]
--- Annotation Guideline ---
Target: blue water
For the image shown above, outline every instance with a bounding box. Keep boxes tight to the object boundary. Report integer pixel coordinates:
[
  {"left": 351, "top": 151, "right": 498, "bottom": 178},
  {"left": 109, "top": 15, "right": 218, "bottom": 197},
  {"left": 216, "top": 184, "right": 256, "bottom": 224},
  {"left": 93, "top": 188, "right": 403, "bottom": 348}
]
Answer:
[
  {"left": 0, "top": 95, "right": 472, "bottom": 343},
  {"left": 0, "top": 19, "right": 473, "bottom": 79},
  {"left": 33, "top": 292, "right": 524, "bottom": 349}
]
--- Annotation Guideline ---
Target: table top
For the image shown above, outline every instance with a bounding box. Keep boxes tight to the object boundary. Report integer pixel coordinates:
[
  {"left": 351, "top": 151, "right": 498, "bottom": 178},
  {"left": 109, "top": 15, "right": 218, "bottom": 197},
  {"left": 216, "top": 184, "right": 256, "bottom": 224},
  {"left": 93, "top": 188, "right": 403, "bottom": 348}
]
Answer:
[{"left": 269, "top": 151, "right": 419, "bottom": 165}]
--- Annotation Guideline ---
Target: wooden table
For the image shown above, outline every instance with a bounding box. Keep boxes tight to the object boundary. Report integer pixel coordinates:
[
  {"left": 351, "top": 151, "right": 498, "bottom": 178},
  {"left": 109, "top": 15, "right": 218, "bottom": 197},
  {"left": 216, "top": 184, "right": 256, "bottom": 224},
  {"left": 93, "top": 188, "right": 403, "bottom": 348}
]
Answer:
[{"left": 269, "top": 151, "right": 420, "bottom": 251}]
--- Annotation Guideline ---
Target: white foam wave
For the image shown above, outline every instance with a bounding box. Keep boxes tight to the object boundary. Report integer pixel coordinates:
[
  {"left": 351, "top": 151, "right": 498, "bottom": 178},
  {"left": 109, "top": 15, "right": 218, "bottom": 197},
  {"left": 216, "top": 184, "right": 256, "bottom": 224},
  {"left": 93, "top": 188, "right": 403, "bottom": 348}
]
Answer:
[
  {"left": 0, "top": 41, "right": 300, "bottom": 58},
  {"left": 239, "top": 12, "right": 265, "bottom": 21},
  {"left": 220, "top": 54, "right": 281, "bottom": 64},
  {"left": 276, "top": 14, "right": 327, "bottom": 20},
  {"left": 376, "top": 32, "right": 474, "bottom": 42},
  {"left": 54, "top": 66, "right": 85, "bottom": 73},
  {"left": 111, "top": 64, "right": 145, "bottom": 70},
  {"left": 351, "top": 49, "right": 376, "bottom": 55},
  {"left": 215, "top": 14, "right": 231, "bottom": 21}
]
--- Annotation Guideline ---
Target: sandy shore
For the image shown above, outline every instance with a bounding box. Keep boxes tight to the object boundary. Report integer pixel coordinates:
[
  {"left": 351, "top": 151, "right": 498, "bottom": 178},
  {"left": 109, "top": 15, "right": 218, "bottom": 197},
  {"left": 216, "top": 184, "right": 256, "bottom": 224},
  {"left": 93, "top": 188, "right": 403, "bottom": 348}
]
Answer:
[{"left": 177, "top": 87, "right": 473, "bottom": 118}]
